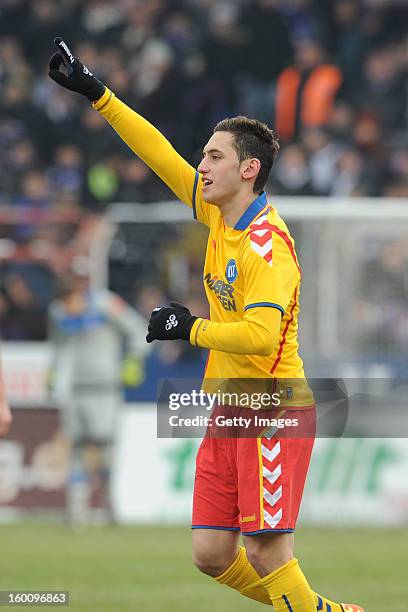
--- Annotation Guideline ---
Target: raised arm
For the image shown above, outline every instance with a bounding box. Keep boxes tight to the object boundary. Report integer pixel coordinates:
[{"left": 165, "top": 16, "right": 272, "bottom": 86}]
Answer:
[
  {"left": 49, "top": 37, "right": 204, "bottom": 214},
  {"left": 92, "top": 89, "right": 199, "bottom": 209}
]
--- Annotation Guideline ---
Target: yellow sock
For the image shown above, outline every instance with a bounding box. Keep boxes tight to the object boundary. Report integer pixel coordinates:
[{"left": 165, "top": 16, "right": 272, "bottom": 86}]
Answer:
[
  {"left": 215, "top": 547, "right": 345, "bottom": 611},
  {"left": 313, "top": 592, "right": 344, "bottom": 611},
  {"left": 215, "top": 546, "right": 272, "bottom": 605},
  {"left": 260, "top": 558, "right": 315, "bottom": 610}
]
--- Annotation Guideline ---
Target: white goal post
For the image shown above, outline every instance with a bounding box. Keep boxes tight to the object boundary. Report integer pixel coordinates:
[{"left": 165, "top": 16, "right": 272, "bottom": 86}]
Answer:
[{"left": 90, "top": 197, "right": 408, "bottom": 376}]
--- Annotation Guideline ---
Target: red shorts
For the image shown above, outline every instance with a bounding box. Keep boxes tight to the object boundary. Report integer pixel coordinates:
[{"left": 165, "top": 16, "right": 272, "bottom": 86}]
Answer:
[{"left": 192, "top": 407, "right": 315, "bottom": 534}]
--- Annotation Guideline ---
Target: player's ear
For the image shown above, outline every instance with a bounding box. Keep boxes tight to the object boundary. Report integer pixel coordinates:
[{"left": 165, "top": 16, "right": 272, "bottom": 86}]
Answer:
[{"left": 242, "top": 158, "right": 261, "bottom": 181}]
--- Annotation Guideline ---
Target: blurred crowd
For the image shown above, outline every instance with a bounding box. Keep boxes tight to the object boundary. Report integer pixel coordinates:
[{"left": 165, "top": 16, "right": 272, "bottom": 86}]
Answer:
[
  {"left": 0, "top": 0, "right": 407, "bottom": 346},
  {"left": 353, "top": 237, "right": 408, "bottom": 374},
  {"left": 1, "top": 0, "right": 407, "bottom": 210}
]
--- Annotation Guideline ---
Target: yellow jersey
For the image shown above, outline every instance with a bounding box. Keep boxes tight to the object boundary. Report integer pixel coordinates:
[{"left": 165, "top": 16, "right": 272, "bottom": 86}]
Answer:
[
  {"left": 193, "top": 190, "right": 304, "bottom": 377},
  {"left": 93, "top": 89, "right": 311, "bottom": 406}
]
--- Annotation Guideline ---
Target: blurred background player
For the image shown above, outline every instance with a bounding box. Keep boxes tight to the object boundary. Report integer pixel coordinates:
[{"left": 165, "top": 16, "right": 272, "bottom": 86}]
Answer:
[{"left": 48, "top": 261, "right": 149, "bottom": 526}]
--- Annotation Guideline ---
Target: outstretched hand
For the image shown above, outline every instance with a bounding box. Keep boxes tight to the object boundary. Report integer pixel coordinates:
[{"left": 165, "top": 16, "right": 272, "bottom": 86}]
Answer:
[{"left": 49, "top": 37, "right": 106, "bottom": 102}]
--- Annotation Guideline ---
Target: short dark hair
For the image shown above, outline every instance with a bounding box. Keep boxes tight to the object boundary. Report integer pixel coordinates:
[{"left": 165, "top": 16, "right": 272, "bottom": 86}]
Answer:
[{"left": 213, "top": 116, "right": 280, "bottom": 193}]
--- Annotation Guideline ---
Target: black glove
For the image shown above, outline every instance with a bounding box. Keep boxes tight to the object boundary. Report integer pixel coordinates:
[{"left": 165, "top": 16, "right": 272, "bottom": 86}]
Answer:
[
  {"left": 146, "top": 302, "right": 197, "bottom": 343},
  {"left": 49, "top": 37, "right": 106, "bottom": 102}
]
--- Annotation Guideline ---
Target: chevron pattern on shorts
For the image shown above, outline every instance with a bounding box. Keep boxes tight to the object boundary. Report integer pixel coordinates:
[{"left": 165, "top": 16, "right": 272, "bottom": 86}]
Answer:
[{"left": 261, "top": 439, "right": 283, "bottom": 529}]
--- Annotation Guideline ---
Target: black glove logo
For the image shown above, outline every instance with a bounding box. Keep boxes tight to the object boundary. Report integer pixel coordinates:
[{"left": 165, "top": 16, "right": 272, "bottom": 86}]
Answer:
[
  {"left": 146, "top": 302, "right": 197, "bottom": 343},
  {"left": 165, "top": 314, "right": 178, "bottom": 331}
]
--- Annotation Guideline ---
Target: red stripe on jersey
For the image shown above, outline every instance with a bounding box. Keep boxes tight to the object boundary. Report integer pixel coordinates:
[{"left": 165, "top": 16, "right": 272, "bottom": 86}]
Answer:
[
  {"left": 250, "top": 222, "right": 301, "bottom": 274},
  {"left": 250, "top": 231, "right": 272, "bottom": 248},
  {"left": 270, "top": 287, "right": 298, "bottom": 375},
  {"left": 264, "top": 250, "right": 272, "bottom": 264},
  {"left": 270, "top": 225, "right": 300, "bottom": 274},
  {"left": 203, "top": 351, "right": 210, "bottom": 376}
]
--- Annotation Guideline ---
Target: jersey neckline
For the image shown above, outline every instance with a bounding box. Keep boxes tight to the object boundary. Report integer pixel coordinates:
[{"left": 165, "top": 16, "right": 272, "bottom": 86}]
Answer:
[{"left": 234, "top": 191, "right": 268, "bottom": 231}]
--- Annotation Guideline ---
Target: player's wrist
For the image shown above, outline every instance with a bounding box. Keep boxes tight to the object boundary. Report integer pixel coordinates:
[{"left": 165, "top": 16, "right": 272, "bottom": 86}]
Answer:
[
  {"left": 86, "top": 79, "right": 106, "bottom": 102},
  {"left": 189, "top": 318, "right": 206, "bottom": 346},
  {"left": 182, "top": 314, "right": 198, "bottom": 341},
  {"left": 92, "top": 87, "right": 112, "bottom": 109}
]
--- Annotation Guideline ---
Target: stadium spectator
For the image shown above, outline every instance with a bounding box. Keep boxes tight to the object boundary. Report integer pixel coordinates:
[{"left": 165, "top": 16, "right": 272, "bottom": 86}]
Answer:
[
  {"left": 115, "top": 157, "right": 172, "bottom": 203},
  {"left": 354, "top": 239, "right": 408, "bottom": 374},
  {"left": 389, "top": 146, "right": 408, "bottom": 185},
  {"left": 281, "top": 0, "right": 327, "bottom": 44},
  {"left": 330, "top": 149, "right": 368, "bottom": 197},
  {"left": 46, "top": 144, "right": 84, "bottom": 199},
  {"left": 275, "top": 38, "right": 342, "bottom": 142},
  {"left": 19, "top": 1, "right": 65, "bottom": 71},
  {"left": 269, "top": 144, "right": 315, "bottom": 196},
  {"left": 326, "top": 100, "right": 355, "bottom": 145},
  {"left": 1, "top": 139, "right": 39, "bottom": 201},
  {"left": 352, "top": 113, "right": 389, "bottom": 196},
  {"left": 238, "top": 0, "right": 293, "bottom": 125},
  {"left": 84, "top": 157, "right": 120, "bottom": 209},
  {"left": 135, "top": 39, "right": 184, "bottom": 139},
  {"left": 120, "top": 0, "right": 164, "bottom": 57},
  {"left": 200, "top": 2, "right": 244, "bottom": 116},
  {"left": 329, "top": 0, "right": 366, "bottom": 94},
  {"left": 301, "top": 127, "right": 343, "bottom": 196},
  {"left": 0, "top": 272, "right": 48, "bottom": 341},
  {"left": 351, "top": 45, "right": 407, "bottom": 130},
  {"left": 74, "top": 106, "right": 120, "bottom": 163},
  {"left": 15, "top": 171, "right": 50, "bottom": 209}
]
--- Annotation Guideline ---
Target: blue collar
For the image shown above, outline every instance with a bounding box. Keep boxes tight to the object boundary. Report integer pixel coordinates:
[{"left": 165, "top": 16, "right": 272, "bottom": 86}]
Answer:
[{"left": 234, "top": 191, "right": 268, "bottom": 230}]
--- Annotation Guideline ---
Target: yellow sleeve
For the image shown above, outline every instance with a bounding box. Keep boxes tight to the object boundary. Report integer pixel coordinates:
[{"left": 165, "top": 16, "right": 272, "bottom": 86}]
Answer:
[
  {"left": 92, "top": 88, "right": 214, "bottom": 226},
  {"left": 190, "top": 307, "right": 281, "bottom": 356},
  {"left": 242, "top": 224, "right": 300, "bottom": 314}
]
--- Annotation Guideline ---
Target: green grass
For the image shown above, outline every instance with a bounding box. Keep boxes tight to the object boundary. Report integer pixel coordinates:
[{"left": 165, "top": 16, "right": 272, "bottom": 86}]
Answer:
[{"left": 0, "top": 524, "right": 406, "bottom": 611}]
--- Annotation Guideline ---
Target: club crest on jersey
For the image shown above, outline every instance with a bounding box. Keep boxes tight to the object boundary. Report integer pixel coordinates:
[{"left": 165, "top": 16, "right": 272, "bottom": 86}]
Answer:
[{"left": 226, "top": 259, "right": 238, "bottom": 284}]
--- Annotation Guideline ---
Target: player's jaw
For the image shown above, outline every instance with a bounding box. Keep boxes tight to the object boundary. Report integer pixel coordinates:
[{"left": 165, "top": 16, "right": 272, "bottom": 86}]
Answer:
[{"left": 201, "top": 173, "right": 240, "bottom": 205}]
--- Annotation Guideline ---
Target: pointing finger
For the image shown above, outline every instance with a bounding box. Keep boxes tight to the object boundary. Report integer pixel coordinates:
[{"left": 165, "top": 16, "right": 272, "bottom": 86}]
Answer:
[{"left": 53, "top": 37, "right": 75, "bottom": 73}]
